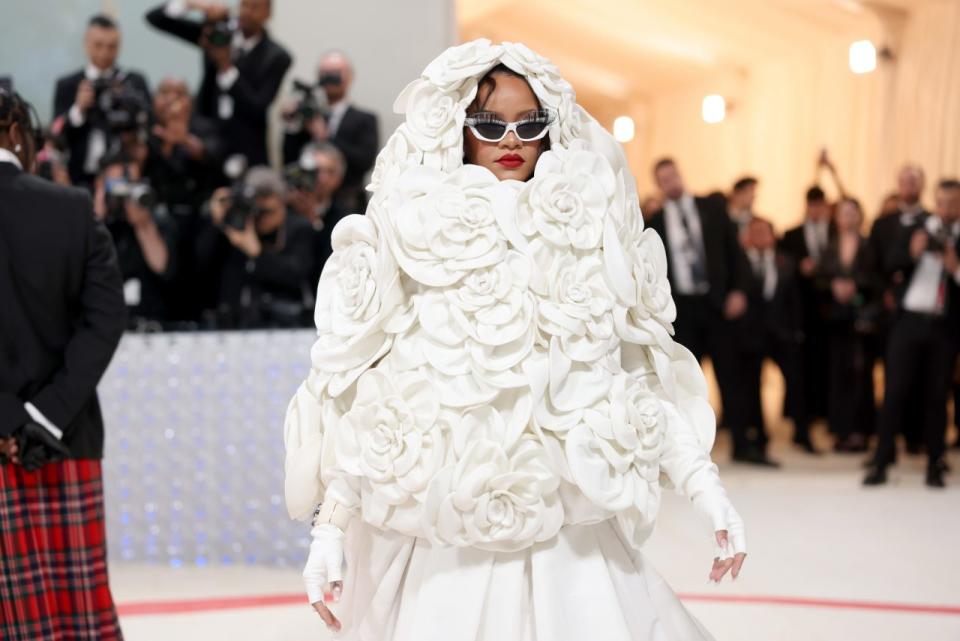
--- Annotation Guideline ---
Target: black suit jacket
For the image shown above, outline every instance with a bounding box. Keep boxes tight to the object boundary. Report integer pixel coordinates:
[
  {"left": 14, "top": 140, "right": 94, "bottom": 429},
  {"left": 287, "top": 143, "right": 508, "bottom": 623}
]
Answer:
[
  {"left": 738, "top": 252, "right": 805, "bottom": 352},
  {"left": 145, "top": 4, "right": 292, "bottom": 166},
  {"left": 52, "top": 68, "right": 151, "bottom": 186},
  {"left": 0, "top": 163, "right": 126, "bottom": 458},
  {"left": 885, "top": 213, "right": 960, "bottom": 322},
  {"left": 648, "top": 195, "right": 751, "bottom": 310}
]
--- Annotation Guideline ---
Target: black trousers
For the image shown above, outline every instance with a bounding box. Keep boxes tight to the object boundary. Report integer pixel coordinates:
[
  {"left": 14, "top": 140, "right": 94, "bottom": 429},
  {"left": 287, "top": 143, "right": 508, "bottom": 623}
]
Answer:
[
  {"left": 742, "top": 333, "right": 811, "bottom": 445},
  {"left": 673, "top": 294, "right": 756, "bottom": 454},
  {"left": 873, "top": 312, "right": 955, "bottom": 467},
  {"left": 828, "top": 325, "right": 877, "bottom": 439}
]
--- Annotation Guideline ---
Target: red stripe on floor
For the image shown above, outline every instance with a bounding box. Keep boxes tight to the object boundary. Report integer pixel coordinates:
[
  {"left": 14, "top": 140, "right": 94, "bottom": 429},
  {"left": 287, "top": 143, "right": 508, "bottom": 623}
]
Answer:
[{"left": 116, "top": 592, "right": 960, "bottom": 618}]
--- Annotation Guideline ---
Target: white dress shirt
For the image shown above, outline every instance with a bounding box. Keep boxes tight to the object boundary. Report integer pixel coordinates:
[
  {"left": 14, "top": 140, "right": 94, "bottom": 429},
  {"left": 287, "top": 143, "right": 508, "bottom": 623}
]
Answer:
[
  {"left": 68, "top": 64, "right": 116, "bottom": 174},
  {"left": 663, "top": 193, "right": 709, "bottom": 295},
  {"left": 902, "top": 216, "right": 960, "bottom": 314},
  {"left": 802, "top": 219, "right": 829, "bottom": 260},
  {"left": 326, "top": 101, "right": 350, "bottom": 139},
  {"left": 0, "top": 147, "right": 23, "bottom": 169},
  {"left": 748, "top": 248, "right": 778, "bottom": 301}
]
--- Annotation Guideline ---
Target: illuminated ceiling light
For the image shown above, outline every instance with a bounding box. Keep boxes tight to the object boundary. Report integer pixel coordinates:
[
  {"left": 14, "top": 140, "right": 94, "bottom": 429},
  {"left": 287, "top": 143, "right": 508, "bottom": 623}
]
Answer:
[
  {"left": 702, "top": 95, "right": 726, "bottom": 124},
  {"left": 849, "top": 40, "right": 877, "bottom": 74},
  {"left": 613, "top": 116, "right": 635, "bottom": 143}
]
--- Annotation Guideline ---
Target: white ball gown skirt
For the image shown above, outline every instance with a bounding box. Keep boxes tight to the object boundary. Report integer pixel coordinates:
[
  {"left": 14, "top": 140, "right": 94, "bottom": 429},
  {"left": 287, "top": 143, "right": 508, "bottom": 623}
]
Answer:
[{"left": 329, "top": 517, "right": 715, "bottom": 641}]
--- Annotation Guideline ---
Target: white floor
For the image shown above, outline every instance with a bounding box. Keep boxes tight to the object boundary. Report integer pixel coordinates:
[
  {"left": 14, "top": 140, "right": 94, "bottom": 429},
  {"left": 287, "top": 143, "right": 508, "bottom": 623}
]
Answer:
[
  {"left": 108, "top": 422, "right": 960, "bottom": 641},
  {"left": 108, "top": 363, "right": 960, "bottom": 641}
]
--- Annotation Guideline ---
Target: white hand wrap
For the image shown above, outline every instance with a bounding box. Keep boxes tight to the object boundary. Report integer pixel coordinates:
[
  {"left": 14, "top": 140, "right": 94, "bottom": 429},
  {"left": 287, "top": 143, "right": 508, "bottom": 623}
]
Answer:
[{"left": 303, "top": 521, "right": 346, "bottom": 606}]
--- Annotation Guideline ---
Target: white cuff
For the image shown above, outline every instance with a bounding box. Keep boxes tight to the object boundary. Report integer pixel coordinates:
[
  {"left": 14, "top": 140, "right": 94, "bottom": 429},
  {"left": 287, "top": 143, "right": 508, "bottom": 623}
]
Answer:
[
  {"left": 68, "top": 104, "right": 86, "bottom": 128},
  {"left": 164, "top": 0, "right": 189, "bottom": 17},
  {"left": 24, "top": 402, "right": 63, "bottom": 441},
  {"left": 217, "top": 67, "right": 239, "bottom": 91}
]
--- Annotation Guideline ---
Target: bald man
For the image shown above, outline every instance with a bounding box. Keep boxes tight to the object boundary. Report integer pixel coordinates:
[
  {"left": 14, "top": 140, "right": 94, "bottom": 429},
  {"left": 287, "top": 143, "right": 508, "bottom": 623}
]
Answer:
[
  {"left": 146, "top": 0, "right": 292, "bottom": 166},
  {"left": 283, "top": 50, "right": 378, "bottom": 212}
]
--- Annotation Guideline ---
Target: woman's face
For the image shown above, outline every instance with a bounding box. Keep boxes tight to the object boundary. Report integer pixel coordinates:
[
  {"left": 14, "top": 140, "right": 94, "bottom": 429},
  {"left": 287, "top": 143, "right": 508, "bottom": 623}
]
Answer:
[
  {"left": 836, "top": 201, "right": 862, "bottom": 232},
  {"left": 463, "top": 74, "right": 545, "bottom": 182}
]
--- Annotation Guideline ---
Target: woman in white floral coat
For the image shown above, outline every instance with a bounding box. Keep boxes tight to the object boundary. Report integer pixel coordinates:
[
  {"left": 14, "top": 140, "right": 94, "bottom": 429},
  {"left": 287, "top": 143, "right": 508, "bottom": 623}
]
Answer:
[{"left": 284, "top": 39, "right": 747, "bottom": 641}]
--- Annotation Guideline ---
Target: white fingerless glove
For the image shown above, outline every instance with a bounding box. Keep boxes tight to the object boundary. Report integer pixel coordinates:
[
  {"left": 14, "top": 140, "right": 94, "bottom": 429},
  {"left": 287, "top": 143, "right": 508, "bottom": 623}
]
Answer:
[
  {"left": 659, "top": 404, "right": 747, "bottom": 561},
  {"left": 303, "top": 522, "right": 346, "bottom": 605}
]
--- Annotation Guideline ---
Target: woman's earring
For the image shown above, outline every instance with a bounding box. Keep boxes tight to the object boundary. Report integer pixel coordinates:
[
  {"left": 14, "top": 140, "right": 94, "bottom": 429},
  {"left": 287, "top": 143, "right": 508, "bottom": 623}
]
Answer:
[{"left": 14, "top": 144, "right": 22, "bottom": 153}]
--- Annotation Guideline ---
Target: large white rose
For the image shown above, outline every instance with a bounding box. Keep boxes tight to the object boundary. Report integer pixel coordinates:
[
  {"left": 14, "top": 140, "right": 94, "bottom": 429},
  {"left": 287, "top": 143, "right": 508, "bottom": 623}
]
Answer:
[
  {"left": 367, "top": 125, "right": 422, "bottom": 196},
  {"left": 501, "top": 41, "right": 573, "bottom": 108},
  {"left": 384, "top": 164, "right": 513, "bottom": 287},
  {"left": 422, "top": 39, "right": 505, "bottom": 93},
  {"left": 311, "top": 215, "right": 411, "bottom": 398},
  {"left": 611, "top": 227, "right": 676, "bottom": 350},
  {"left": 423, "top": 406, "right": 563, "bottom": 552},
  {"left": 517, "top": 149, "right": 618, "bottom": 252},
  {"left": 537, "top": 251, "right": 616, "bottom": 362},
  {"left": 336, "top": 369, "right": 449, "bottom": 535},
  {"left": 564, "top": 375, "right": 664, "bottom": 512},
  {"left": 392, "top": 78, "right": 476, "bottom": 153}
]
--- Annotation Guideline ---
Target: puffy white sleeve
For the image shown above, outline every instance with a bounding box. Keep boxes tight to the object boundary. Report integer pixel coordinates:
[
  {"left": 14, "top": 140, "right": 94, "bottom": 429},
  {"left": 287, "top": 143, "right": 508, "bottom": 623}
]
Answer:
[
  {"left": 611, "top": 199, "right": 745, "bottom": 557},
  {"left": 283, "top": 214, "right": 413, "bottom": 521}
]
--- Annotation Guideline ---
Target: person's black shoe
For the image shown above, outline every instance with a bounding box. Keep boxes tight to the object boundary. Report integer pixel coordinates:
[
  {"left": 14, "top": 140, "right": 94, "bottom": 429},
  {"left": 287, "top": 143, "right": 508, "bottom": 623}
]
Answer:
[
  {"left": 732, "top": 448, "right": 781, "bottom": 468},
  {"left": 863, "top": 465, "right": 887, "bottom": 486},
  {"left": 926, "top": 460, "right": 947, "bottom": 488},
  {"left": 905, "top": 442, "right": 923, "bottom": 455}
]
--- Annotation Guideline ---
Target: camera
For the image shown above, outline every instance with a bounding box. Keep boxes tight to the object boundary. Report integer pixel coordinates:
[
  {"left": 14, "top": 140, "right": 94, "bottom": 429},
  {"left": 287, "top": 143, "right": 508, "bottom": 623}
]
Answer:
[
  {"left": 221, "top": 182, "right": 260, "bottom": 231},
  {"left": 283, "top": 161, "right": 317, "bottom": 193},
  {"left": 92, "top": 77, "right": 150, "bottom": 135},
  {"left": 286, "top": 80, "right": 327, "bottom": 124},
  {"left": 104, "top": 177, "right": 155, "bottom": 224},
  {"left": 206, "top": 19, "right": 236, "bottom": 48}
]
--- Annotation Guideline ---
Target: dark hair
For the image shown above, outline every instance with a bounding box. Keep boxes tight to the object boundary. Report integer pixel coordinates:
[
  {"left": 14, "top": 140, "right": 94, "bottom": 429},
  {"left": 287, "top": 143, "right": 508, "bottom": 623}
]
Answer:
[
  {"left": 463, "top": 63, "right": 551, "bottom": 156},
  {"left": 749, "top": 216, "right": 775, "bottom": 234},
  {"left": 653, "top": 157, "right": 675, "bottom": 176},
  {"left": 937, "top": 178, "right": 960, "bottom": 191},
  {"left": 88, "top": 14, "right": 118, "bottom": 30},
  {"left": 0, "top": 88, "right": 39, "bottom": 151},
  {"left": 99, "top": 148, "right": 134, "bottom": 172},
  {"left": 733, "top": 176, "right": 757, "bottom": 192},
  {"left": 805, "top": 185, "right": 826, "bottom": 203}
]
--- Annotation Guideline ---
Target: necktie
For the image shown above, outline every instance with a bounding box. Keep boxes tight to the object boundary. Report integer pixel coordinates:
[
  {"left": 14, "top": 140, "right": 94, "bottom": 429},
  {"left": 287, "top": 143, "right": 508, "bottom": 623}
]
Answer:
[{"left": 678, "top": 203, "right": 708, "bottom": 289}]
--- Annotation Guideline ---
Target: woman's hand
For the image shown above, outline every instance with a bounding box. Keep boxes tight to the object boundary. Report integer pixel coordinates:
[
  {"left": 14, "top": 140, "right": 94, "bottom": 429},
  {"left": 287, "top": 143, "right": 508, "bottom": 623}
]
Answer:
[
  {"left": 0, "top": 437, "right": 19, "bottom": 465},
  {"left": 710, "top": 529, "right": 747, "bottom": 583},
  {"left": 303, "top": 523, "right": 345, "bottom": 632}
]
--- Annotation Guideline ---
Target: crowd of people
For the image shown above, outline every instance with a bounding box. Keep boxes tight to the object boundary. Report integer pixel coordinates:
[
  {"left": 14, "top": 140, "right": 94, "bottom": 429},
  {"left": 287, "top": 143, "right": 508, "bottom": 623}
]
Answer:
[
  {"left": 40, "top": 3, "right": 379, "bottom": 330},
  {"left": 642, "top": 156, "right": 960, "bottom": 487},
  {"left": 20, "top": 4, "right": 959, "bottom": 485}
]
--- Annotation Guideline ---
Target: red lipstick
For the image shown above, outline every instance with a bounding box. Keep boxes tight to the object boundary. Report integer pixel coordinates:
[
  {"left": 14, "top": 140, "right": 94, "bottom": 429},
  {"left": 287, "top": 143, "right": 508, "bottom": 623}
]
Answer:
[{"left": 496, "top": 153, "right": 524, "bottom": 169}]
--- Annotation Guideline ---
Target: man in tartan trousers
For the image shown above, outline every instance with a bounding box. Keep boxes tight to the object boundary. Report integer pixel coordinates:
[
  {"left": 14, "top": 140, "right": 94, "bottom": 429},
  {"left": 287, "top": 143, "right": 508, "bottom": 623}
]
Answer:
[{"left": 0, "top": 88, "right": 127, "bottom": 640}]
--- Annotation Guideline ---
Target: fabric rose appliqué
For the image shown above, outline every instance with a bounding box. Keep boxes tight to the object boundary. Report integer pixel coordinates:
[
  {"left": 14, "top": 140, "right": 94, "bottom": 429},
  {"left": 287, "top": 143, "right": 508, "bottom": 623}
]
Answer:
[
  {"left": 564, "top": 375, "right": 664, "bottom": 514},
  {"left": 517, "top": 148, "right": 618, "bottom": 252},
  {"left": 383, "top": 164, "right": 513, "bottom": 287},
  {"left": 311, "top": 215, "right": 411, "bottom": 398},
  {"left": 336, "top": 369, "right": 449, "bottom": 536},
  {"left": 423, "top": 406, "right": 563, "bottom": 552}
]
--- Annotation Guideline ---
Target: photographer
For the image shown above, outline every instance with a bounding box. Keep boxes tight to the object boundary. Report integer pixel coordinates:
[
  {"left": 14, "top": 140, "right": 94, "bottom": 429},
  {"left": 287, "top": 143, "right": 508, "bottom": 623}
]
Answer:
[
  {"left": 145, "top": 0, "right": 292, "bottom": 167},
  {"left": 282, "top": 51, "right": 378, "bottom": 211},
  {"left": 197, "top": 166, "right": 314, "bottom": 328},
  {"left": 286, "top": 143, "right": 347, "bottom": 284},
  {"left": 0, "top": 89, "right": 126, "bottom": 640},
  {"left": 865, "top": 179, "right": 960, "bottom": 488},
  {"left": 94, "top": 151, "right": 178, "bottom": 328},
  {"left": 52, "top": 14, "right": 151, "bottom": 189}
]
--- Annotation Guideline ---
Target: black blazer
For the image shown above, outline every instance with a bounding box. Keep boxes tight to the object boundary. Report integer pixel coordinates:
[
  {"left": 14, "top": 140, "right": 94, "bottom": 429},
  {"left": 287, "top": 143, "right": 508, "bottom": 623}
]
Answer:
[
  {"left": 0, "top": 163, "right": 126, "bottom": 458},
  {"left": 884, "top": 213, "right": 960, "bottom": 321},
  {"left": 647, "top": 195, "right": 751, "bottom": 310},
  {"left": 145, "top": 4, "right": 292, "bottom": 166},
  {"left": 738, "top": 251, "right": 805, "bottom": 351},
  {"left": 52, "top": 68, "right": 151, "bottom": 186}
]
